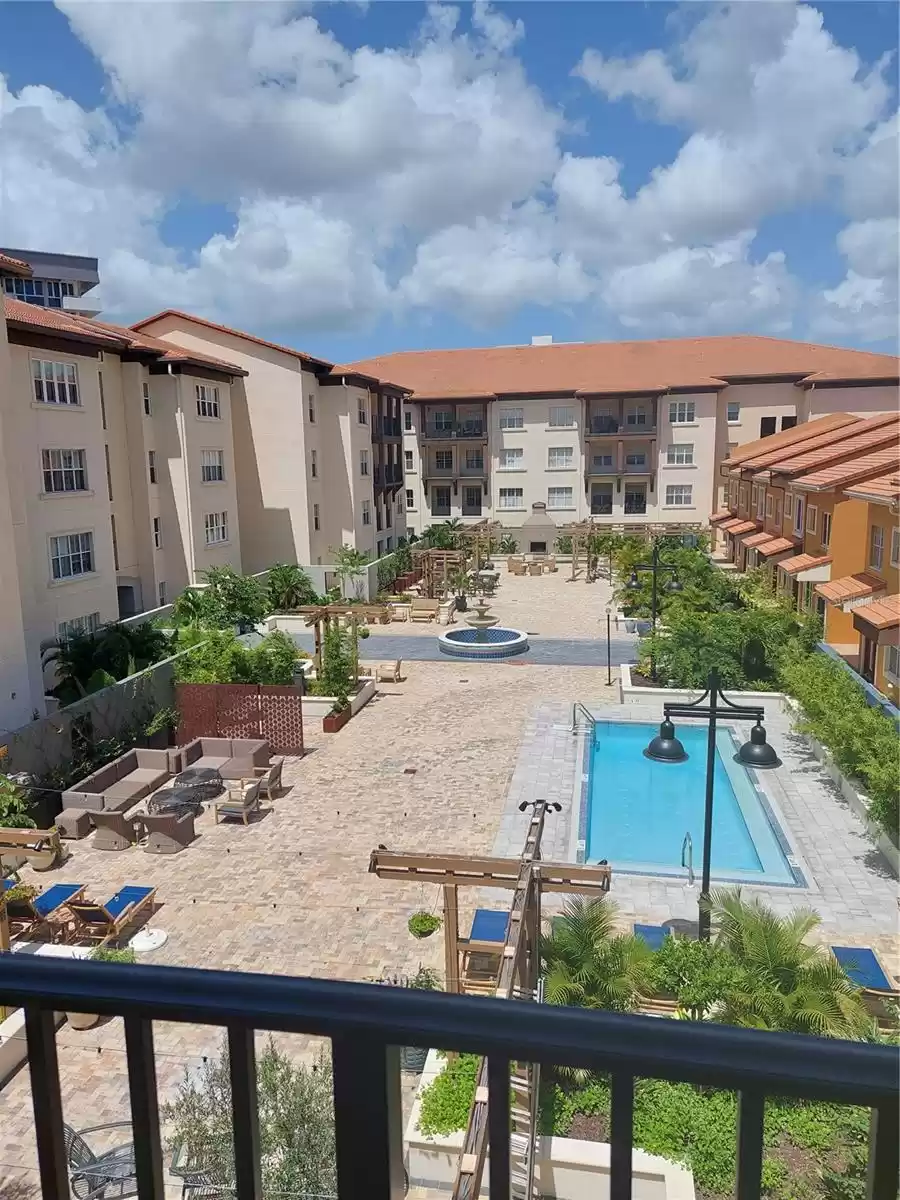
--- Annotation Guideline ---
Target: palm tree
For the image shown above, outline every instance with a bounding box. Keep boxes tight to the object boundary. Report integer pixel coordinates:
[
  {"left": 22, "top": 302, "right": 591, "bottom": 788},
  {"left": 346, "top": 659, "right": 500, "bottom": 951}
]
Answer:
[
  {"left": 267, "top": 563, "right": 317, "bottom": 612},
  {"left": 541, "top": 896, "right": 654, "bottom": 1013},
  {"left": 172, "top": 587, "right": 209, "bottom": 628},
  {"left": 711, "top": 888, "right": 873, "bottom": 1040}
]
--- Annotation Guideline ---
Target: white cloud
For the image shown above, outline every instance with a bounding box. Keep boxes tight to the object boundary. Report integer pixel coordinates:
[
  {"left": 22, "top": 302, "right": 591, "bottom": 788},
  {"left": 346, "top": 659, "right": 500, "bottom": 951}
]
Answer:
[{"left": 811, "top": 216, "right": 899, "bottom": 344}]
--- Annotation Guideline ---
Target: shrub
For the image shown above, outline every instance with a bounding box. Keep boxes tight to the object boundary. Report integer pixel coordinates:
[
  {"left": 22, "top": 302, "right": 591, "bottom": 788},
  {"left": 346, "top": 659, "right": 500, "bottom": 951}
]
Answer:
[
  {"left": 174, "top": 630, "right": 298, "bottom": 686},
  {"left": 779, "top": 651, "right": 899, "bottom": 838},
  {"left": 266, "top": 563, "right": 318, "bottom": 612},
  {"left": 0, "top": 776, "right": 37, "bottom": 829},
  {"left": 91, "top": 947, "right": 137, "bottom": 963},
  {"left": 313, "top": 622, "right": 355, "bottom": 697},
  {"left": 408, "top": 911, "right": 442, "bottom": 938},
  {"left": 417, "top": 1053, "right": 480, "bottom": 1135},
  {"left": 648, "top": 936, "right": 745, "bottom": 1020},
  {"left": 174, "top": 568, "right": 269, "bottom": 630}
]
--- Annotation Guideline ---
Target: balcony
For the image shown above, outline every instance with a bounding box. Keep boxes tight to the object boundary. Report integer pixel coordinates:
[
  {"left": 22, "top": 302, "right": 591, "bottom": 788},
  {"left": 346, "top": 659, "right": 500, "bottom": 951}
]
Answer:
[
  {"left": 588, "top": 417, "right": 656, "bottom": 438},
  {"left": 422, "top": 421, "right": 486, "bottom": 441},
  {"left": 3, "top": 955, "right": 896, "bottom": 1200},
  {"left": 588, "top": 416, "right": 620, "bottom": 436}
]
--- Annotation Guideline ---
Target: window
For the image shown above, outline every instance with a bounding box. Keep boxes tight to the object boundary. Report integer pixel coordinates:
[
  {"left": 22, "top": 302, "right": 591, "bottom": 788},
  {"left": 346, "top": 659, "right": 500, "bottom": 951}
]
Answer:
[
  {"left": 886, "top": 644, "right": 900, "bottom": 682},
  {"left": 760, "top": 416, "right": 777, "bottom": 437},
  {"left": 376, "top": 540, "right": 384, "bottom": 558},
  {"left": 665, "top": 484, "right": 693, "bottom": 507},
  {"left": 591, "top": 484, "right": 613, "bottom": 515},
  {"left": 498, "top": 487, "right": 524, "bottom": 510},
  {"left": 821, "top": 511, "right": 832, "bottom": 548},
  {"left": 775, "top": 499, "right": 782, "bottom": 526},
  {"left": 625, "top": 406, "right": 647, "bottom": 427},
  {"left": 727, "top": 401, "right": 740, "bottom": 423},
  {"left": 404, "top": 450, "right": 414, "bottom": 471},
  {"left": 625, "top": 452, "right": 646, "bottom": 467},
  {"left": 593, "top": 453, "right": 614, "bottom": 469},
  {"left": 32, "top": 359, "right": 80, "bottom": 406},
  {"left": 406, "top": 489, "right": 415, "bottom": 510},
  {"left": 549, "top": 406, "right": 574, "bottom": 427},
  {"left": 110, "top": 514, "right": 119, "bottom": 570},
  {"left": 739, "top": 486, "right": 747, "bottom": 508},
  {"left": 499, "top": 448, "right": 523, "bottom": 470},
  {"left": 499, "top": 408, "right": 523, "bottom": 430},
  {"left": 204, "top": 511, "right": 228, "bottom": 545},
  {"left": 158, "top": 581, "right": 167, "bottom": 607},
  {"left": 308, "top": 394, "right": 316, "bottom": 423},
  {"left": 624, "top": 485, "right": 646, "bottom": 515},
  {"left": 806, "top": 504, "right": 818, "bottom": 535},
  {"left": 5, "top": 277, "right": 73, "bottom": 307},
  {"left": 548, "top": 446, "right": 573, "bottom": 469},
  {"left": 751, "top": 485, "right": 758, "bottom": 505},
  {"left": 869, "top": 525, "right": 884, "bottom": 570},
  {"left": 397, "top": 494, "right": 404, "bottom": 515},
  {"left": 142, "top": 382, "right": 151, "bottom": 415},
  {"left": 785, "top": 493, "right": 794, "bottom": 518},
  {"left": 362, "top": 500, "right": 371, "bottom": 526},
  {"left": 781, "top": 415, "right": 798, "bottom": 431},
  {"left": 891, "top": 527, "right": 900, "bottom": 568},
  {"left": 386, "top": 536, "right": 392, "bottom": 552},
  {"left": 57, "top": 612, "right": 101, "bottom": 642},
  {"left": 103, "top": 444, "right": 113, "bottom": 500},
  {"left": 148, "top": 450, "right": 157, "bottom": 484},
  {"left": 153, "top": 517, "right": 162, "bottom": 549},
  {"left": 431, "top": 486, "right": 451, "bottom": 514},
  {"left": 463, "top": 486, "right": 481, "bottom": 511},
  {"left": 793, "top": 495, "right": 805, "bottom": 537},
  {"left": 404, "top": 410, "right": 412, "bottom": 431},
  {"left": 756, "top": 488, "right": 765, "bottom": 520},
  {"left": 50, "top": 531, "right": 94, "bottom": 580},
  {"left": 360, "top": 450, "right": 369, "bottom": 476},
  {"left": 669, "top": 400, "right": 695, "bottom": 424},
  {"left": 313, "top": 503, "right": 320, "bottom": 531},
  {"left": 196, "top": 384, "right": 221, "bottom": 419},
  {"left": 433, "top": 409, "right": 453, "bottom": 432},
  {"left": 435, "top": 450, "right": 453, "bottom": 470},
  {"left": 358, "top": 397, "right": 368, "bottom": 425},
  {"left": 666, "top": 444, "right": 694, "bottom": 465},
  {"left": 310, "top": 449, "right": 317, "bottom": 478},
  {"left": 765, "top": 495, "right": 774, "bottom": 519},
  {"left": 547, "top": 486, "right": 574, "bottom": 510},
  {"left": 201, "top": 449, "right": 225, "bottom": 482},
  {"left": 42, "top": 448, "right": 87, "bottom": 493},
  {"left": 465, "top": 449, "right": 483, "bottom": 470}
]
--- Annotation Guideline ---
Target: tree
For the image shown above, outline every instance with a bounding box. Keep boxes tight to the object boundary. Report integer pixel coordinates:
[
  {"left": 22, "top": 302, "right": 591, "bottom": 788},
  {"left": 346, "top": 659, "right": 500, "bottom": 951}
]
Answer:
[
  {"left": 266, "top": 563, "right": 318, "bottom": 612},
  {"left": 40, "top": 621, "right": 170, "bottom": 705},
  {"left": 172, "top": 587, "right": 208, "bottom": 629},
  {"left": 162, "top": 1039, "right": 336, "bottom": 1199},
  {"left": 541, "top": 896, "right": 654, "bottom": 1013},
  {"left": 710, "top": 888, "right": 873, "bottom": 1040},
  {"left": 329, "top": 544, "right": 370, "bottom": 598},
  {"left": 199, "top": 567, "right": 269, "bottom": 630}
]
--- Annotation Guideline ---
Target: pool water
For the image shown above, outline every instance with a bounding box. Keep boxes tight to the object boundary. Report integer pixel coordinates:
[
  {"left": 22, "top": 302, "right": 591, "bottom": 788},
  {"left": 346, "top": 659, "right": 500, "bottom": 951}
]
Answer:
[{"left": 584, "top": 722, "right": 797, "bottom": 885}]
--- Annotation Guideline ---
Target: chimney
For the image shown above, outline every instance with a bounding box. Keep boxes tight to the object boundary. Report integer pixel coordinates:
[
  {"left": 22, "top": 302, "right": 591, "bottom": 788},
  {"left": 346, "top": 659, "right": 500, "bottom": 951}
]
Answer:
[{"left": 531, "top": 335, "right": 553, "bottom": 346}]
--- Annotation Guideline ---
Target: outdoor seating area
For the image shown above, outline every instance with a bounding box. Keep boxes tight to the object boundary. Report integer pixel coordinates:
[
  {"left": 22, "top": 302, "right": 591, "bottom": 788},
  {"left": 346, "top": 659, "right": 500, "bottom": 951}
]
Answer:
[{"left": 4, "top": 882, "right": 156, "bottom": 946}]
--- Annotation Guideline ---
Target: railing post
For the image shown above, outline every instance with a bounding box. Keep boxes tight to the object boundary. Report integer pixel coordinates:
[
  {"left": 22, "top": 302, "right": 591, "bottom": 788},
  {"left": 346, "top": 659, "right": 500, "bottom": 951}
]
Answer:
[
  {"left": 124, "top": 1016, "right": 166, "bottom": 1200},
  {"left": 867, "top": 1098, "right": 900, "bottom": 1200},
  {"left": 487, "top": 1055, "right": 511, "bottom": 1200},
  {"left": 332, "top": 1033, "right": 405, "bottom": 1199},
  {"left": 24, "top": 1006, "right": 69, "bottom": 1200},
  {"left": 228, "top": 1025, "right": 263, "bottom": 1200},
  {"left": 610, "top": 1072, "right": 634, "bottom": 1200},
  {"left": 736, "top": 1089, "right": 765, "bottom": 1200}
]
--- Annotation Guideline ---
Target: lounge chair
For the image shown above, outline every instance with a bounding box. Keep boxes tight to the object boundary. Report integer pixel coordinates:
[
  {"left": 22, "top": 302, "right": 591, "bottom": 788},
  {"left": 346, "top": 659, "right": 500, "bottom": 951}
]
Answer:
[
  {"left": 215, "top": 778, "right": 261, "bottom": 825},
  {"left": 90, "top": 810, "right": 142, "bottom": 851},
  {"left": 141, "top": 810, "right": 196, "bottom": 855},
  {"left": 375, "top": 660, "right": 402, "bottom": 683},
  {"left": 6, "top": 882, "right": 86, "bottom": 941},
  {"left": 410, "top": 598, "right": 440, "bottom": 622},
  {"left": 634, "top": 923, "right": 670, "bottom": 951},
  {"left": 832, "top": 946, "right": 897, "bottom": 994},
  {"left": 256, "top": 757, "right": 284, "bottom": 803},
  {"left": 459, "top": 909, "right": 509, "bottom": 994},
  {"left": 66, "top": 885, "right": 157, "bottom": 946},
  {"left": 64, "top": 1120, "right": 137, "bottom": 1200}
]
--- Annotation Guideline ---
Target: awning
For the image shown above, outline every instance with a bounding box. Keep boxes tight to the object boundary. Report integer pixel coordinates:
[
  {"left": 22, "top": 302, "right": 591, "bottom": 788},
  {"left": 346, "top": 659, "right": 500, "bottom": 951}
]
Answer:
[
  {"left": 726, "top": 520, "right": 759, "bottom": 536},
  {"left": 757, "top": 537, "right": 800, "bottom": 558},
  {"left": 742, "top": 531, "right": 777, "bottom": 549},
  {"left": 778, "top": 553, "right": 832, "bottom": 582},
  {"left": 719, "top": 518, "right": 746, "bottom": 533},
  {"left": 709, "top": 510, "right": 734, "bottom": 524},
  {"left": 816, "top": 573, "right": 887, "bottom": 608},
  {"left": 853, "top": 594, "right": 900, "bottom": 643}
]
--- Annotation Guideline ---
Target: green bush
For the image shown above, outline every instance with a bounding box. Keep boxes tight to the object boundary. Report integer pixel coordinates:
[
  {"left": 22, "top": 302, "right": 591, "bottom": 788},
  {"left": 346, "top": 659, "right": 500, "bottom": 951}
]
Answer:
[
  {"left": 266, "top": 563, "right": 318, "bottom": 612},
  {"left": 313, "top": 622, "right": 355, "bottom": 698},
  {"left": 173, "top": 568, "right": 269, "bottom": 630},
  {"left": 417, "top": 1053, "right": 480, "bottom": 1136},
  {"left": 647, "top": 935, "right": 745, "bottom": 1020},
  {"left": 0, "top": 776, "right": 37, "bottom": 829},
  {"left": 174, "top": 630, "right": 298, "bottom": 686},
  {"left": 779, "top": 651, "right": 899, "bottom": 838}
]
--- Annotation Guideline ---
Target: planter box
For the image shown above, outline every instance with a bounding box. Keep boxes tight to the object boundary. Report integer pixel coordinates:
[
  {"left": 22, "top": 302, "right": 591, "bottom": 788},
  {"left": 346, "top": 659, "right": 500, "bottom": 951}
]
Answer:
[
  {"left": 323, "top": 706, "right": 351, "bottom": 733},
  {"left": 302, "top": 678, "right": 376, "bottom": 721},
  {"left": 620, "top": 664, "right": 784, "bottom": 711}
]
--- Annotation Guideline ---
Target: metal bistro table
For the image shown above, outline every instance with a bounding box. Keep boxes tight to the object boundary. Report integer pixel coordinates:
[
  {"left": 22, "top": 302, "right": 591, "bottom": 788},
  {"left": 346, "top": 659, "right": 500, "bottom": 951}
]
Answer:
[
  {"left": 173, "top": 766, "right": 224, "bottom": 801},
  {"left": 146, "top": 787, "right": 204, "bottom": 819}
]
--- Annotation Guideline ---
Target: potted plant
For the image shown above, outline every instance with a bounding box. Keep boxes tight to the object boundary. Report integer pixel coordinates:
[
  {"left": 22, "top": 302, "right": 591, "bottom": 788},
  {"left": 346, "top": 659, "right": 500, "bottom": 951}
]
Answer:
[
  {"left": 142, "top": 706, "right": 179, "bottom": 749},
  {"left": 408, "top": 911, "right": 442, "bottom": 939},
  {"left": 322, "top": 693, "right": 351, "bottom": 733},
  {"left": 68, "top": 946, "right": 137, "bottom": 1030},
  {"left": 401, "top": 966, "right": 441, "bottom": 1071},
  {"left": 448, "top": 568, "right": 469, "bottom": 613}
]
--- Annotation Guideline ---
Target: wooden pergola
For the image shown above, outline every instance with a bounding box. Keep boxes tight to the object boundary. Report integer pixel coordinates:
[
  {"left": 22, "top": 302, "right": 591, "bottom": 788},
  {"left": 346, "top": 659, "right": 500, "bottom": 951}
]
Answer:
[
  {"left": 458, "top": 519, "right": 503, "bottom": 572},
  {"left": 368, "top": 804, "right": 612, "bottom": 1200},
  {"left": 295, "top": 604, "right": 391, "bottom": 678},
  {"left": 412, "top": 549, "right": 466, "bottom": 599}
]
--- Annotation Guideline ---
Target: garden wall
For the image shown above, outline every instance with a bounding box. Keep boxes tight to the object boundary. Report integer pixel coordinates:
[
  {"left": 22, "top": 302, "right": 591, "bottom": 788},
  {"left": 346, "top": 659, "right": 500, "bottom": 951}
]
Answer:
[{"left": 176, "top": 683, "right": 305, "bottom": 755}]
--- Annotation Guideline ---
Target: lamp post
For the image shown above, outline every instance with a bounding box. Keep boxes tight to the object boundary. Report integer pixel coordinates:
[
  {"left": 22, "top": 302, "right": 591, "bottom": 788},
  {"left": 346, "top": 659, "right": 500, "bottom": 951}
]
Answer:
[
  {"left": 643, "top": 669, "right": 782, "bottom": 941},
  {"left": 626, "top": 539, "right": 682, "bottom": 681}
]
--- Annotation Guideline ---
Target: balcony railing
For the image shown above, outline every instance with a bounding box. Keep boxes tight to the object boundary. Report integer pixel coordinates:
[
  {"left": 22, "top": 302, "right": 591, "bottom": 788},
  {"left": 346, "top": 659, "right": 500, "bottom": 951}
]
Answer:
[
  {"left": 589, "top": 417, "right": 620, "bottom": 435},
  {"left": 423, "top": 421, "right": 486, "bottom": 439},
  {"left": 3, "top": 956, "right": 897, "bottom": 1200},
  {"left": 589, "top": 418, "right": 656, "bottom": 436}
]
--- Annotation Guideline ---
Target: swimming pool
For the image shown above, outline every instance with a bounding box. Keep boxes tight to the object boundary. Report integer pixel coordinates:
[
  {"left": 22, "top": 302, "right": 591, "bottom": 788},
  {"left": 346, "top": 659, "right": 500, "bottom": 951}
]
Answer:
[{"left": 583, "top": 721, "right": 800, "bottom": 886}]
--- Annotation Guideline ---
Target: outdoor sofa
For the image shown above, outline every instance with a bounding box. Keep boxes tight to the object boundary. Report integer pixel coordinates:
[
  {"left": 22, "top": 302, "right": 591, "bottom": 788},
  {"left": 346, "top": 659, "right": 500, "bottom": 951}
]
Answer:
[
  {"left": 62, "top": 748, "right": 176, "bottom": 814},
  {"left": 178, "top": 737, "right": 271, "bottom": 778}
]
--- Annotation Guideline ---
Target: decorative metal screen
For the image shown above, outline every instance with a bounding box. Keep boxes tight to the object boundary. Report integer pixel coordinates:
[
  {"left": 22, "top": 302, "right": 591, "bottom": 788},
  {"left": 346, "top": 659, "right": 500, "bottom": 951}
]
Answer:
[{"left": 175, "top": 684, "right": 304, "bottom": 755}]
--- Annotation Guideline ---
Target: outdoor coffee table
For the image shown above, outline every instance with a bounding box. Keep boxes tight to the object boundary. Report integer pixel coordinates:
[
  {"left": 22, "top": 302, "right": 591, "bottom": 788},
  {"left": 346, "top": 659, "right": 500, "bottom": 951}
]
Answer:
[
  {"left": 146, "top": 787, "right": 204, "bottom": 818},
  {"left": 172, "top": 766, "right": 224, "bottom": 801}
]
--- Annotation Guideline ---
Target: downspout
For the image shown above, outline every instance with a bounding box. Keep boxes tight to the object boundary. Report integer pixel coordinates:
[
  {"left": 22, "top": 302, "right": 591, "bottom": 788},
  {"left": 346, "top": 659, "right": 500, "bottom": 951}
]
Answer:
[{"left": 173, "top": 366, "right": 197, "bottom": 584}]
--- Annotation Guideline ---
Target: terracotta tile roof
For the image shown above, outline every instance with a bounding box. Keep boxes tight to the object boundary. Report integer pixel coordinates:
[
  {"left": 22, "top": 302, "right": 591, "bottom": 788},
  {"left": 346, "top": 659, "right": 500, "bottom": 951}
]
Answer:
[
  {"left": 709, "top": 509, "right": 734, "bottom": 523},
  {"left": 757, "top": 536, "right": 801, "bottom": 557},
  {"left": 743, "top": 531, "right": 777, "bottom": 548},
  {"left": 344, "top": 337, "right": 898, "bottom": 401},
  {"left": 816, "top": 573, "right": 887, "bottom": 604},
  {"left": 719, "top": 518, "right": 748, "bottom": 533},
  {"left": 0, "top": 252, "right": 32, "bottom": 277},
  {"left": 764, "top": 413, "right": 899, "bottom": 479},
  {"left": 723, "top": 413, "right": 860, "bottom": 469},
  {"left": 4, "top": 296, "right": 127, "bottom": 348},
  {"left": 843, "top": 470, "right": 900, "bottom": 504},
  {"left": 728, "top": 520, "right": 759, "bottom": 536},
  {"left": 792, "top": 446, "right": 900, "bottom": 493},
  {"left": 75, "top": 316, "right": 246, "bottom": 376},
  {"left": 132, "top": 309, "right": 332, "bottom": 371},
  {"left": 853, "top": 593, "right": 900, "bottom": 631},
  {"left": 778, "top": 553, "right": 832, "bottom": 575}
]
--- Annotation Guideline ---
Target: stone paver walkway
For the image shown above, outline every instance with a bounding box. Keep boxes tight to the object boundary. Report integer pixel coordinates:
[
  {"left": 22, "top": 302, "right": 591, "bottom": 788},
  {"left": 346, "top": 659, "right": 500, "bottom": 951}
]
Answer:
[{"left": 293, "top": 631, "right": 637, "bottom": 666}]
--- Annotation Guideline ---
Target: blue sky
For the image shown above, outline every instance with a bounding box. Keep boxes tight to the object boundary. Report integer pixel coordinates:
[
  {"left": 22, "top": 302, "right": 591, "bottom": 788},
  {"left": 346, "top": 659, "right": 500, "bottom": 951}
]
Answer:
[{"left": 0, "top": 1, "right": 896, "bottom": 362}]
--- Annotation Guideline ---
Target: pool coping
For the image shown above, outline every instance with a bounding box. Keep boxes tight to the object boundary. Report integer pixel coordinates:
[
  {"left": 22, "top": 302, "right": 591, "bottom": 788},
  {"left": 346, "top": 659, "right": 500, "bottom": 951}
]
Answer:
[{"left": 568, "top": 708, "right": 813, "bottom": 891}]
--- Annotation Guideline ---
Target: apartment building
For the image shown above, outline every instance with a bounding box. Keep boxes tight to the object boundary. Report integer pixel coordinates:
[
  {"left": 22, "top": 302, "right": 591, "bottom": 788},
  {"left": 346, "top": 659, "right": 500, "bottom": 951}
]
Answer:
[
  {"left": 347, "top": 336, "right": 898, "bottom": 551},
  {"left": 0, "top": 262, "right": 248, "bottom": 732},
  {"left": 0, "top": 246, "right": 100, "bottom": 316},
  {"left": 130, "top": 312, "right": 408, "bottom": 567}
]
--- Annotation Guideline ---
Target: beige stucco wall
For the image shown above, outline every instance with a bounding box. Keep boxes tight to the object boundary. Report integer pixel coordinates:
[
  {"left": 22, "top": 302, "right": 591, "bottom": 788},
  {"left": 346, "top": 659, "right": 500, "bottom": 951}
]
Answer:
[{"left": 800, "top": 383, "right": 899, "bottom": 420}]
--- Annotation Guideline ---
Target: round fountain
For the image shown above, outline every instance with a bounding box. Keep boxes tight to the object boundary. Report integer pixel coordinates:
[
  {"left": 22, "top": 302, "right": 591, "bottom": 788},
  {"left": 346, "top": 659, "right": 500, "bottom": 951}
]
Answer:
[{"left": 438, "top": 598, "right": 529, "bottom": 659}]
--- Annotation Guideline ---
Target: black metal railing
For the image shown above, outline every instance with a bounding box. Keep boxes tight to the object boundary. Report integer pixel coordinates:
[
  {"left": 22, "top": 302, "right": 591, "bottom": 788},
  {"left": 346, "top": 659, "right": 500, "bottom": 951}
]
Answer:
[
  {"left": 422, "top": 422, "right": 486, "bottom": 439},
  {"left": 2, "top": 956, "right": 897, "bottom": 1200},
  {"left": 589, "top": 417, "right": 620, "bottom": 434}
]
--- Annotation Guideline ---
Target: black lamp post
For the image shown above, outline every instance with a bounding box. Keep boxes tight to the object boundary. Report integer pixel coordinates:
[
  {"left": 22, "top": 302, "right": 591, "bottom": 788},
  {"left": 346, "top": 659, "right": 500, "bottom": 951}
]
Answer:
[
  {"left": 626, "top": 539, "right": 682, "bottom": 680},
  {"left": 643, "top": 669, "right": 781, "bottom": 941}
]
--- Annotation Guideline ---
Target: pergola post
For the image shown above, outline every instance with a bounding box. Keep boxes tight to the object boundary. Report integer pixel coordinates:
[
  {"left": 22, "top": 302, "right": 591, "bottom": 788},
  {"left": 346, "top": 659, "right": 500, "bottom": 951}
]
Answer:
[{"left": 443, "top": 884, "right": 460, "bottom": 994}]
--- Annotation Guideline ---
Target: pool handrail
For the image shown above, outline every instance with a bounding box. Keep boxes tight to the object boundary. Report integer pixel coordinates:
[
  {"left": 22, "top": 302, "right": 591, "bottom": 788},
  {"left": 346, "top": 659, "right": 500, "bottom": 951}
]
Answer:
[
  {"left": 571, "top": 701, "right": 596, "bottom": 734},
  {"left": 681, "top": 831, "right": 695, "bottom": 884}
]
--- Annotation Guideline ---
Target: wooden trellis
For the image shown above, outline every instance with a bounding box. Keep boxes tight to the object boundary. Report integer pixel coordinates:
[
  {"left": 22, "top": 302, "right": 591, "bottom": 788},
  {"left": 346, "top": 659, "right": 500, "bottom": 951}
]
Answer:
[
  {"left": 295, "top": 604, "right": 390, "bottom": 678},
  {"left": 412, "top": 549, "right": 466, "bottom": 599},
  {"left": 458, "top": 519, "right": 503, "bottom": 572}
]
